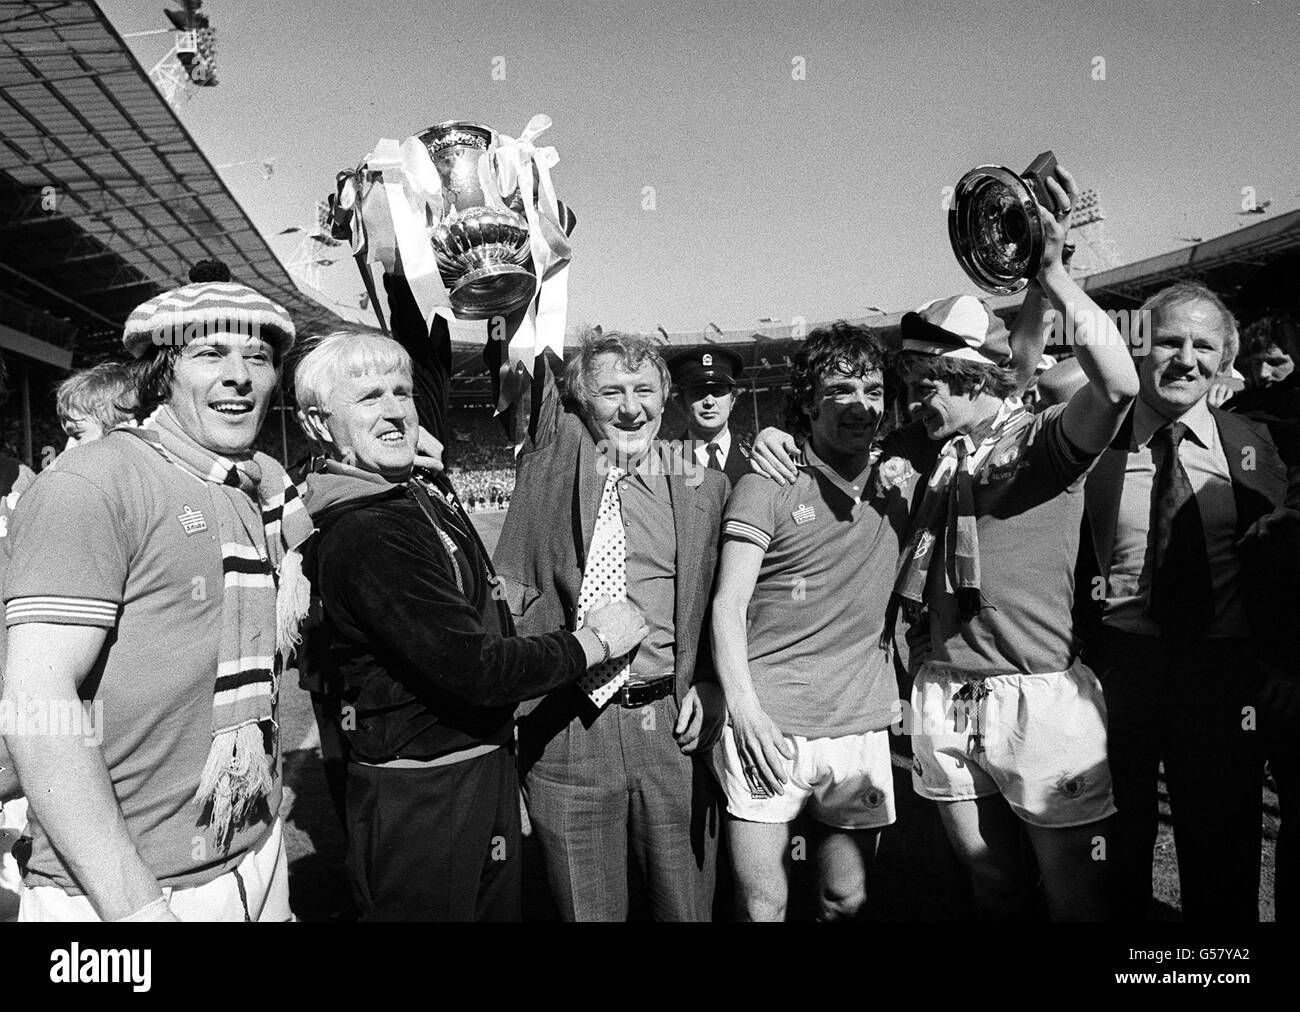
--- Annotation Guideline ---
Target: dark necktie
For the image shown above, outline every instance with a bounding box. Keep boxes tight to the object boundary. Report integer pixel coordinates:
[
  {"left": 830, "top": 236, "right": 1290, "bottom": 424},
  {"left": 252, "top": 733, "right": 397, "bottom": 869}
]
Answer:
[
  {"left": 1147, "top": 421, "right": 1216, "bottom": 638},
  {"left": 706, "top": 442, "right": 723, "bottom": 471}
]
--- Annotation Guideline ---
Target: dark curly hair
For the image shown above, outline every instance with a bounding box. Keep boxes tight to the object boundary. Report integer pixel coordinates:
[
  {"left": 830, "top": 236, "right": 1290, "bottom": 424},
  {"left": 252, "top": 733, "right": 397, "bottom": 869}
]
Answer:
[
  {"left": 783, "top": 321, "right": 889, "bottom": 441},
  {"left": 1242, "top": 312, "right": 1299, "bottom": 361}
]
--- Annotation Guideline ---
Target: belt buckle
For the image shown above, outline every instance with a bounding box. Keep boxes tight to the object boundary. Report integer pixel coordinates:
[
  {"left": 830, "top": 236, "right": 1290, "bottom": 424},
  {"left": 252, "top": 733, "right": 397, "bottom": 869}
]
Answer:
[
  {"left": 619, "top": 679, "right": 646, "bottom": 709},
  {"left": 619, "top": 676, "right": 667, "bottom": 709}
]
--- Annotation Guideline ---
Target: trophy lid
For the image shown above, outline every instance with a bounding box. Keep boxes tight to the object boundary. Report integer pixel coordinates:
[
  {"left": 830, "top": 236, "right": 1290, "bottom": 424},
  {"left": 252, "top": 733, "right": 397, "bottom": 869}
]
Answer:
[{"left": 417, "top": 121, "right": 495, "bottom": 154}]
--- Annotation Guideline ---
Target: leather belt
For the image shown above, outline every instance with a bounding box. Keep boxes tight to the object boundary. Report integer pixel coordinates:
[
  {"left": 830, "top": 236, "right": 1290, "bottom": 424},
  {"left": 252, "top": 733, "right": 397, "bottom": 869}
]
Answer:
[{"left": 616, "top": 674, "right": 675, "bottom": 709}]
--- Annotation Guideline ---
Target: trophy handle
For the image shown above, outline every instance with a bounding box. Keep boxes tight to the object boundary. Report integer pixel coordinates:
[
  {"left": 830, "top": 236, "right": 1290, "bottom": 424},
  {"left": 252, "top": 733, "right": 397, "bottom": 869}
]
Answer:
[{"left": 1021, "top": 150, "right": 1058, "bottom": 210}]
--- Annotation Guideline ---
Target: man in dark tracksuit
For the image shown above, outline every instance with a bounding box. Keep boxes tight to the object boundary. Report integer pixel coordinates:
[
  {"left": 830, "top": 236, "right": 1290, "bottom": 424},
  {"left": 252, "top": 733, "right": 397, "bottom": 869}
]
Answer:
[{"left": 295, "top": 280, "right": 644, "bottom": 921}]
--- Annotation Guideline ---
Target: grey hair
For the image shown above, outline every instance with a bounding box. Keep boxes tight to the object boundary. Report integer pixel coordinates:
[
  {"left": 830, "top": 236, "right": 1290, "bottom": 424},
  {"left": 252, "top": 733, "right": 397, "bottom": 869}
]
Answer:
[
  {"left": 563, "top": 328, "right": 671, "bottom": 413},
  {"left": 293, "top": 330, "right": 412, "bottom": 417},
  {"left": 1140, "top": 282, "right": 1239, "bottom": 375}
]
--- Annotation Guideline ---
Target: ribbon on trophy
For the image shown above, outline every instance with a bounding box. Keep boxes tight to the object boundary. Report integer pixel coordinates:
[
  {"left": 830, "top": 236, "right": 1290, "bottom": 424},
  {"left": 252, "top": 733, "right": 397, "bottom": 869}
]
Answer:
[
  {"left": 329, "top": 115, "right": 574, "bottom": 449},
  {"left": 492, "top": 114, "right": 571, "bottom": 401}
]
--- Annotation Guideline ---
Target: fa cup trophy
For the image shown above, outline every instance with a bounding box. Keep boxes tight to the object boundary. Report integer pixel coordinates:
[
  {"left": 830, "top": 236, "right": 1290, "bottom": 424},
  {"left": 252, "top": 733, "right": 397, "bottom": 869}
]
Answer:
[
  {"left": 328, "top": 114, "right": 575, "bottom": 447},
  {"left": 329, "top": 114, "right": 573, "bottom": 325},
  {"left": 948, "top": 150, "right": 1062, "bottom": 295},
  {"left": 419, "top": 121, "right": 536, "bottom": 319}
]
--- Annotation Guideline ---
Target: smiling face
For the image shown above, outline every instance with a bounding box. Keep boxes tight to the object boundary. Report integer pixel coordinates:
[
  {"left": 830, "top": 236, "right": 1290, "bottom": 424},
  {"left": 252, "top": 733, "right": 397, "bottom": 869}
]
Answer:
[
  {"left": 61, "top": 410, "right": 105, "bottom": 451},
  {"left": 167, "top": 331, "right": 278, "bottom": 456},
  {"left": 680, "top": 382, "right": 736, "bottom": 441},
  {"left": 902, "top": 359, "right": 990, "bottom": 441},
  {"left": 581, "top": 352, "right": 665, "bottom": 464},
  {"left": 310, "top": 368, "right": 417, "bottom": 480},
  {"left": 805, "top": 366, "right": 884, "bottom": 461},
  {"left": 1138, "top": 299, "right": 1230, "bottom": 420}
]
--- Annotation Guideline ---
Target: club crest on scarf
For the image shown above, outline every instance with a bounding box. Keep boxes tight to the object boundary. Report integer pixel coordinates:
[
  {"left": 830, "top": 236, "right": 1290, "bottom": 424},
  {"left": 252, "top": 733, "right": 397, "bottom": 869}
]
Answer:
[{"left": 874, "top": 455, "right": 917, "bottom": 499}]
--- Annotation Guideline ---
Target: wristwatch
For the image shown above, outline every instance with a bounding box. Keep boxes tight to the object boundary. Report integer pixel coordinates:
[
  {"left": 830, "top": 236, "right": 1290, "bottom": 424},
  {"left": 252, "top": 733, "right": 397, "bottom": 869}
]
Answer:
[{"left": 589, "top": 627, "right": 612, "bottom": 663}]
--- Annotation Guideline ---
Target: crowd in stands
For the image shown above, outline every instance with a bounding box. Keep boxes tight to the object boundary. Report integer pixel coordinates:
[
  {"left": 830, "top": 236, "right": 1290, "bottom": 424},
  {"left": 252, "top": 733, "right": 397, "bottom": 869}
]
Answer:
[{"left": 3, "top": 383, "right": 821, "bottom": 486}]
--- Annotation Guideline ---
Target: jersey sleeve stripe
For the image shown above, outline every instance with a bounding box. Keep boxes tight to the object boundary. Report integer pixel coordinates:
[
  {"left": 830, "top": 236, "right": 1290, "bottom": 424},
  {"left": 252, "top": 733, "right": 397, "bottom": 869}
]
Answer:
[
  {"left": 6, "top": 597, "right": 119, "bottom": 627},
  {"left": 722, "top": 519, "right": 772, "bottom": 551}
]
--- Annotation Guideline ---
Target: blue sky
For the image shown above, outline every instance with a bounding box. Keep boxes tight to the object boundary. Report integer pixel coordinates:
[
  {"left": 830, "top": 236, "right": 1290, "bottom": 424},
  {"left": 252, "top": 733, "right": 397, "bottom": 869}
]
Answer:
[{"left": 103, "top": 0, "right": 1300, "bottom": 336}]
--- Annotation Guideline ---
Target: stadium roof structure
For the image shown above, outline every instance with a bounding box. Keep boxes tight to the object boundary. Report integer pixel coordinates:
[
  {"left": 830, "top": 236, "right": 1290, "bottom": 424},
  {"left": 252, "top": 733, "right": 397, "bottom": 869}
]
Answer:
[
  {"left": 1073, "top": 207, "right": 1300, "bottom": 312},
  {"left": 0, "top": 0, "right": 350, "bottom": 372}
]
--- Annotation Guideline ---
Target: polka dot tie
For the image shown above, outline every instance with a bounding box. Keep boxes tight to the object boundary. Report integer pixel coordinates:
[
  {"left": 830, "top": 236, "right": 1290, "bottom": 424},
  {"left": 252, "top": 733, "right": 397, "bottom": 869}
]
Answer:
[{"left": 576, "top": 466, "right": 631, "bottom": 707}]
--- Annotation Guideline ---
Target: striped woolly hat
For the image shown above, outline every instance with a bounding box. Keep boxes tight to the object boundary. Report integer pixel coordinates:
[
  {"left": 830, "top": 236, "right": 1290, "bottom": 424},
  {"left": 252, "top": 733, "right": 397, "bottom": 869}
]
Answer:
[
  {"left": 900, "top": 294, "right": 1011, "bottom": 367},
  {"left": 123, "top": 281, "right": 296, "bottom": 358}
]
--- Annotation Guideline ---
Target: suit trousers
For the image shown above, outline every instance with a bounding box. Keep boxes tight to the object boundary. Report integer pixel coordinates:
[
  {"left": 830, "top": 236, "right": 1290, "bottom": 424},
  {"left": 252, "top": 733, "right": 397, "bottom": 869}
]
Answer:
[
  {"left": 1089, "top": 629, "right": 1264, "bottom": 921},
  {"left": 520, "top": 687, "right": 720, "bottom": 921},
  {"left": 345, "top": 746, "right": 521, "bottom": 922}
]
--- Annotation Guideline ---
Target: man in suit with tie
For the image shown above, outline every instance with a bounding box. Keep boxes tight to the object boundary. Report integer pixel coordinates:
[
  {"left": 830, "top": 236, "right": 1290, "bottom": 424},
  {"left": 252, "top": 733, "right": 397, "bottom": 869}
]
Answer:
[
  {"left": 493, "top": 330, "right": 730, "bottom": 921},
  {"left": 667, "top": 347, "right": 754, "bottom": 487},
  {"left": 1075, "top": 281, "right": 1300, "bottom": 921}
]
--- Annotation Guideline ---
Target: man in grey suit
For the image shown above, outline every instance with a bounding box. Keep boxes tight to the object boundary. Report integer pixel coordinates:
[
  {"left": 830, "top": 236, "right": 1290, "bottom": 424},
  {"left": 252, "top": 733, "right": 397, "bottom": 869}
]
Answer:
[{"left": 493, "top": 329, "right": 729, "bottom": 921}]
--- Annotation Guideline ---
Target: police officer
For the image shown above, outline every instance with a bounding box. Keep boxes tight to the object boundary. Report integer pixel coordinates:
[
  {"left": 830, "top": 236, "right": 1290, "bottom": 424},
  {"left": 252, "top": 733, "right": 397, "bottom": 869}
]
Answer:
[{"left": 667, "top": 346, "right": 753, "bottom": 487}]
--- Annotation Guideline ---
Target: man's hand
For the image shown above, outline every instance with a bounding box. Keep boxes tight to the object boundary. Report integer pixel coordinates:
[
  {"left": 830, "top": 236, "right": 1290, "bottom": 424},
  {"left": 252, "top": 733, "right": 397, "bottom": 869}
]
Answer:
[
  {"left": 674, "top": 681, "right": 726, "bottom": 756},
  {"left": 1237, "top": 506, "right": 1300, "bottom": 553},
  {"left": 749, "top": 427, "right": 802, "bottom": 485},
  {"left": 1207, "top": 376, "right": 1238, "bottom": 408},
  {"left": 414, "top": 426, "right": 444, "bottom": 473},
  {"left": 727, "top": 697, "right": 793, "bottom": 795},
  {"left": 583, "top": 595, "right": 648, "bottom": 659},
  {"left": 1035, "top": 165, "right": 1078, "bottom": 281}
]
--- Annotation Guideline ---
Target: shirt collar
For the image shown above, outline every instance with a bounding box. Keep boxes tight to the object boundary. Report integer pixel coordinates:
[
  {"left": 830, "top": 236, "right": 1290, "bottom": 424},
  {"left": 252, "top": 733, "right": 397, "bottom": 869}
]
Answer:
[
  {"left": 1133, "top": 393, "right": 1215, "bottom": 449},
  {"left": 695, "top": 428, "right": 731, "bottom": 462},
  {"left": 802, "top": 441, "right": 871, "bottom": 501},
  {"left": 599, "top": 447, "right": 666, "bottom": 494},
  {"left": 626, "top": 463, "right": 664, "bottom": 493}
]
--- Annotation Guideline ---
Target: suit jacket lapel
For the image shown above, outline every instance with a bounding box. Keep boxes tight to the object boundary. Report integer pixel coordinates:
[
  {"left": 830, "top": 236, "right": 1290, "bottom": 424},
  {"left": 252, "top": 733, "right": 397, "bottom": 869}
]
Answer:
[
  {"left": 663, "top": 442, "right": 693, "bottom": 663},
  {"left": 1211, "top": 406, "right": 1284, "bottom": 532},
  {"left": 575, "top": 428, "right": 602, "bottom": 569}
]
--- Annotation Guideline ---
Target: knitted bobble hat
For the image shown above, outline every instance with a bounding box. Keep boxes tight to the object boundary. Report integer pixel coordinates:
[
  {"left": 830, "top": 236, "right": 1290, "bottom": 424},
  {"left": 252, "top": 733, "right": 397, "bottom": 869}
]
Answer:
[{"left": 123, "top": 275, "right": 295, "bottom": 358}]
